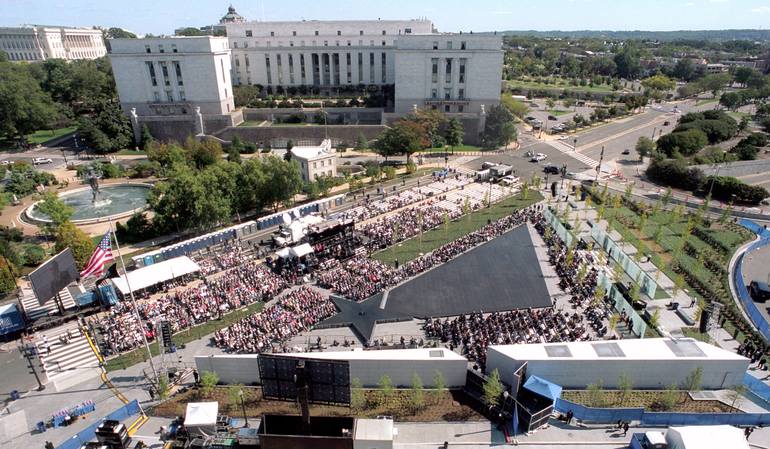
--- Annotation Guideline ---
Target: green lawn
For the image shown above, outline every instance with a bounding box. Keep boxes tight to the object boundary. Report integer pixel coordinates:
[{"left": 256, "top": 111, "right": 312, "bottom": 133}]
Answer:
[
  {"left": 695, "top": 98, "right": 718, "bottom": 106},
  {"left": 116, "top": 149, "right": 147, "bottom": 156},
  {"left": 424, "top": 145, "right": 484, "bottom": 153},
  {"left": 104, "top": 301, "right": 264, "bottom": 372},
  {"left": 727, "top": 111, "right": 751, "bottom": 122},
  {"left": 507, "top": 78, "right": 617, "bottom": 94},
  {"left": 372, "top": 191, "right": 543, "bottom": 266},
  {"left": 26, "top": 126, "right": 77, "bottom": 144}
]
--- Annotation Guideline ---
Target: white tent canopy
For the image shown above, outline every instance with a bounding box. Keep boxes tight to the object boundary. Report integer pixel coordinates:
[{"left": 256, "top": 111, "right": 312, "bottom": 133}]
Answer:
[
  {"left": 290, "top": 243, "right": 314, "bottom": 258},
  {"left": 666, "top": 425, "right": 749, "bottom": 449},
  {"left": 184, "top": 402, "right": 218, "bottom": 436},
  {"left": 111, "top": 256, "right": 200, "bottom": 295}
]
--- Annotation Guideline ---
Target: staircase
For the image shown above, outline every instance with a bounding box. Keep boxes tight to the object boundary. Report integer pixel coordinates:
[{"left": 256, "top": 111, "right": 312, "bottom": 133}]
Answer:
[
  {"left": 18, "top": 286, "right": 77, "bottom": 321},
  {"left": 36, "top": 322, "right": 101, "bottom": 390}
]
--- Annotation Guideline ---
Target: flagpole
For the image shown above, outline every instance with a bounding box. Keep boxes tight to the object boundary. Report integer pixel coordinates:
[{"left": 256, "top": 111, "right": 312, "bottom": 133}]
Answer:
[{"left": 109, "top": 220, "right": 160, "bottom": 388}]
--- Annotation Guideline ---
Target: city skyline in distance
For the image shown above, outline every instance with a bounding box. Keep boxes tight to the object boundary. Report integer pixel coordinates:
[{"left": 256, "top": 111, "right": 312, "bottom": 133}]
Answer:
[{"left": 2, "top": 0, "right": 770, "bottom": 37}]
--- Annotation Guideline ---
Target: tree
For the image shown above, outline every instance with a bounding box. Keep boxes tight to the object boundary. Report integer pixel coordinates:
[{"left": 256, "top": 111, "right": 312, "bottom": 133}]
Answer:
[
  {"left": 104, "top": 27, "right": 137, "bottom": 39},
  {"left": 682, "top": 367, "right": 703, "bottom": 392},
  {"left": 355, "top": 132, "right": 368, "bottom": 151},
  {"left": 77, "top": 99, "right": 135, "bottom": 152},
  {"left": 377, "top": 374, "right": 394, "bottom": 408},
  {"left": 410, "top": 373, "right": 425, "bottom": 411},
  {"left": 432, "top": 370, "right": 446, "bottom": 404},
  {"left": 176, "top": 27, "right": 207, "bottom": 36},
  {"left": 655, "top": 129, "right": 708, "bottom": 157},
  {"left": 0, "top": 63, "right": 59, "bottom": 140},
  {"left": 232, "top": 85, "right": 261, "bottom": 107},
  {"left": 199, "top": 371, "right": 219, "bottom": 398},
  {"left": 586, "top": 380, "right": 606, "bottom": 408},
  {"left": 140, "top": 125, "right": 154, "bottom": 150},
  {"left": 618, "top": 372, "right": 633, "bottom": 406},
  {"left": 445, "top": 118, "right": 464, "bottom": 153},
  {"left": 37, "top": 192, "right": 74, "bottom": 232},
  {"left": 259, "top": 156, "right": 303, "bottom": 210},
  {"left": 641, "top": 74, "right": 676, "bottom": 94},
  {"left": 732, "top": 66, "right": 757, "bottom": 87},
  {"left": 672, "top": 58, "right": 696, "bottom": 81},
  {"left": 482, "top": 368, "right": 504, "bottom": 408},
  {"left": 635, "top": 136, "right": 654, "bottom": 161},
  {"left": 697, "top": 72, "right": 732, "bottom": 98},
  {"left": 374, "top": 121, "right": 425, "bottom": 162},
  {"left": 660, "top": 384, "right": 679, "bottom": 411},
  {"left": 482, "top": 104, "right": 517, "bottom": 149},
  {"left": 350, "top": 378, "right": 365, "bottom": 411},
  {"left": 54, "top": 222, "right": 94, "bottom": 269},
  {"left": 227, "top": 384, "right": 247, "bottom": 409},
  {"left": 613, "top": 44, "right": 642, "bottom": 79}
]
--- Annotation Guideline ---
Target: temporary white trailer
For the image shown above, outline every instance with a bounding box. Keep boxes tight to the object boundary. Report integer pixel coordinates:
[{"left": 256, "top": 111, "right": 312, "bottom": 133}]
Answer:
[
  {"left": 486, "top": 338, "right": 749, "bottom": 389},
  {"left": 666, "top": 425, "right": 749, "bottom": 449},
  {"left": 184, "top": 402, "right": 218, "bottom": 436}
]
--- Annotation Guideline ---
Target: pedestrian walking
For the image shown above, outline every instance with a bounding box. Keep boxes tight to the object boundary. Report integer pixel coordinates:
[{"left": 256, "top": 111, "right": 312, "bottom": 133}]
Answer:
[
  {"left": 148, "top": 388, "right": 155, "bottom": 401},
  {"left": 622, "top": 422, "right": 629, "bottom": 436},
  {"left": 193, "top": 369, "right": 199, "bottom": 384}
]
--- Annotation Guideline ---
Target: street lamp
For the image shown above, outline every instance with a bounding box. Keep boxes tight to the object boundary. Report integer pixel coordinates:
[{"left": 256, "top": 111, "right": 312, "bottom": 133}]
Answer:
[{"left": 239, "top": 389, "right": 249, "bottom": 428}]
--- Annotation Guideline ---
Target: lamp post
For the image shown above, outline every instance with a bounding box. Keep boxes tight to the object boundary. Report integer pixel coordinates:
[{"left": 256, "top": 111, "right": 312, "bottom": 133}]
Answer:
[{"left": 239, "top": 389, "right": 249, "bottom": 427}]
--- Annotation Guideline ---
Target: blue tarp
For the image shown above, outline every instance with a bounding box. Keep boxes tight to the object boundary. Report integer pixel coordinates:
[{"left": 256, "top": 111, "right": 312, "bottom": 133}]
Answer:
[
  {"left": 0, "top": 303, "right": 25, "bottom": 336},
  {"left": 523, "top": 375, "right": 562, "bottom": 401}
]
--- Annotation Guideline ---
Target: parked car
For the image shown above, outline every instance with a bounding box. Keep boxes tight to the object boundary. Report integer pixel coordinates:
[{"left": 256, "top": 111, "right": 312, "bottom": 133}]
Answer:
[
  {"left": 32, "top": 157, "right": 53, "bottom": 165},
  {"left": 663, "top": 120, "right": 671, "bottom": 126},
  {"left": 500, "top": 175, "right": 520, "bottom": 186},
  {"left": 547, "top": 115, "right": 558, "bottom": 121},
  {"left": 621, "top": 149, "right": 631, "bottom": 155},
  {"left": 0, "top": 160, "right": 11, "bottom": 165},
  {"left": 530, "top": 153, "right": 548, "bottom": 162}
]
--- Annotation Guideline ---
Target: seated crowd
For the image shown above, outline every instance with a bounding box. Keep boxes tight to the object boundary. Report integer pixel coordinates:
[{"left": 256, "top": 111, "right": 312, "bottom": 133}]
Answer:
[
  {"left": 94, "top": 263, "right": 286, "bottom": 355},
  {"left": 360, "top": 202, "right": 461, "bottom": 251},
  {"left": 213, "top": 287, "right": 337, "bottom": 353}
]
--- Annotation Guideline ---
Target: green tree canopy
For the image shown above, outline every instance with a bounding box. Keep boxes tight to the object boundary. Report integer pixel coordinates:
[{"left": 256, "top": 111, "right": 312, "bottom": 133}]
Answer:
[
  {"left": 482, "top": 104, "right": 517, "bottom": 149},
  {"left": 55, "top": 222, "right": 94, "bottom": 269},
  {"left": 0, "top": 63, "right": 59, "bottom": 139}
]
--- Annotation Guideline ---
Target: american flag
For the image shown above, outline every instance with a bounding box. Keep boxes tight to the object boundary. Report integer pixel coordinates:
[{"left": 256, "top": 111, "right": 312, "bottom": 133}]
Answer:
[{"left": 80, "top": 231, "right": 114, "bottom": 279}]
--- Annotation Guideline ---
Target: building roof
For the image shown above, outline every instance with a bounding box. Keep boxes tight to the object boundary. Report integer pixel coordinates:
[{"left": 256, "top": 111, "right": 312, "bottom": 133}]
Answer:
[
  {"left": 282, "top": 347, "right": 467, "bottom": 361},
  {"left": 489, "top": 338, "right": 747, "bottom": 362},
  {"left": 111, "top": 256, "right": 201, "bottom": 295},
  {"left": 184, "top": 402, "right": 218, "bottom": 426},
  {"left": 220, "top": 5, "right": 245, "bottom": 23},
  {"left": 290, "top": 139, "right": 335, "bottom": 161}
]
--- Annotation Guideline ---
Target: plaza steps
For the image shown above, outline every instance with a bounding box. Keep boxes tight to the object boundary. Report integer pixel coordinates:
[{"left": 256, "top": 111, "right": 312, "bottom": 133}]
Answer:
[
  {"left": 18, "top": 285, "right": 78, "bottom": 321},
  {"left": 36, "top": 322, "right": 101, "bottom": 390},
  {"left": 546, "top": 139, "right": 600, "bottom": 168}
]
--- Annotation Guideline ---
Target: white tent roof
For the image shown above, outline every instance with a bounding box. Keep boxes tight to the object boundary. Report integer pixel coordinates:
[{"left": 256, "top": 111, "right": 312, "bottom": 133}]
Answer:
[
  {"left": 275, "top": 248, "right": 291, "bottom": 259},
  {"left": 184, "top": 402, "right": 218, "bottom": 426},
  {"left": 290, "top": 243, "right": 314, "bottom": 258},
  {"left": 111, "top": 256, "right": 200, "bottom": 295},
  {"left": 666, "top": 425, "right": 749, "bottom": 449}
]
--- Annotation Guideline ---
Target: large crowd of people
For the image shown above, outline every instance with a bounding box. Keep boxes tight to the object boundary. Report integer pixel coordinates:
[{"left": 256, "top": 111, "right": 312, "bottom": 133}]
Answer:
[
  {"left": 424, "top": 308, "right": 590, "bottom": 371},
  {"left": 213, "top": 287, "right": 337, "bottom": 353},
  {"left": 359, "top": 202, "right": 460, "bottom": 251},
  {"left": 94, "top": 261, "right": 287, "bottom": 355}
]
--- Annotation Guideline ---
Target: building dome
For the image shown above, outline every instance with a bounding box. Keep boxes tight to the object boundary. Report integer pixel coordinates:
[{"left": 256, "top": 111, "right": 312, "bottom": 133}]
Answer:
[{"left": 220, "top": 5, "right": 245, "bottom": 24}]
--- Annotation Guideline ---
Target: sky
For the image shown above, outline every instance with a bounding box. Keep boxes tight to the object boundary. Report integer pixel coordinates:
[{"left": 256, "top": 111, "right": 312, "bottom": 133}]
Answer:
[{"left": 2, "top": 0, "right": 770, "bottom": 35}]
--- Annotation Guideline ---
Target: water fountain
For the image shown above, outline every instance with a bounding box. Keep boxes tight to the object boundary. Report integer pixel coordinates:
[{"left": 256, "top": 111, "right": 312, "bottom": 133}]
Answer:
[{"left": 25, "top": 167, "right": 152, "bottom": 225}]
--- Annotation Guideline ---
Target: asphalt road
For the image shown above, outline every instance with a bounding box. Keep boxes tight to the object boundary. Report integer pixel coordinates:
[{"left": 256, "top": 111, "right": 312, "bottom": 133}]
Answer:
[{"left": 0, "top": 347, "right": 42, "bottom": 401}]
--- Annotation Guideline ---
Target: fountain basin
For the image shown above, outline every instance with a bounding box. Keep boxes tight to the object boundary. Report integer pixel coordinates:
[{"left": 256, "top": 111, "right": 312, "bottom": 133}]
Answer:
[{"left": 25, "top": 183, "right": 153, "bottom": 225}]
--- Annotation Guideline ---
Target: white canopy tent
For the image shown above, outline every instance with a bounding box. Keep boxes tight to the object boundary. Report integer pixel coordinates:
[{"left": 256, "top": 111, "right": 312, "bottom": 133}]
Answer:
[
  {"left": 184, "top": 402, "right": 218, "bottom": 436},
  {"left": 111, "top": 256, "right": 201, "bottom": 295},
  {"left": 666, "top": 425, "right": 749, "bottom": 449},
  {"left": 290, "top": 243, "right": 314, "bottom": 258}
]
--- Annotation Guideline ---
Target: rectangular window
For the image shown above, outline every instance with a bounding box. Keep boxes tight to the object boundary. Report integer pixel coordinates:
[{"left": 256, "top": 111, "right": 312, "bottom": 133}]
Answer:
[
  {"left": 293, "top": 30, "right": 297, "bottom": 36},
  {"left": 431, "top": 88, "right": 437, "bottom": 99},
  {"left": 265, "top": 55, "right": 272, "bottom": 84},
  {"left": 460, "top": 41, "right": 466, "bottom": 50},
  {"left": 458, "top": 105, "right": 464, "bottom": 112},
  {"left": 245, "top": 55, "right": 250, "bottom": 67},
  {"left": 172, "top": 44, "right": 177, "bottom": 53},
  {"left": 459, "top": 59, "right": 466, "bottom": 83},
  {"left": 246, "top": 30, "right": 253, "bottom": 37},
  {"left": 220, "top": 59, "right": 226, "bottom": 83},
  {"left": 346, "top": 52, "right": 352, "bottom": 84},
  {"left": 458, "top": 88, "right": 465, "bottom": 99},
  {"left": 158, "top": 44, "right": 164, "bottom": 53},
  {"left": 369, "top": 52, "right": 375, "bottom": 84},
  {"left": 381, "top": 52, "right": 386, "bottom": 83},
  {"left": 405, "top": 27, "right": 412, "bottom": 34},
  {"left": 173, "top": 61, "right": 184, "bottom": 86},
  {"left": 432, "top": 41, "right": 438, "bottom": 50},
  {"left": 233, "top": 41, "right": 238, "bottom": 48},
  {"left": 288, "top": 54, "right": 294, "bottom": 84},
  {"left": 444, "top": 104, "right": 450, "bottom": 113},
  {"left": 300, "top": 54, "right": 306, "bottom": 84},
  {"left": 445, "top": 58, "right": 452, "bottom": 83},
  {"left": 444, "top": 87, "right": 451, "bottom": 100},
  {"left": 446, "top": 41, "right": 453, "bottom": 49},
  {"left": 324, "top": 40, "right": 328, "bottom": 46},
  {"left": 146, "top": 61, "right": 157, "bottom": 86},
  {"left": 381, "top": 40, "right": 386, "bottom": 46},
  {"left": 290, "top": 41, "right": 294, "bottom": 47},
  {"left": 276, "top": 54, "right": 283, "bottom": 84},
  {"left": 358, "top": 52, "right": 363, "bottom": 83},
  {"left": 431, "top": 58, "right": 438, "bottom": 83},
  {"left": 179, "top": 90, "right": 186, "bottom": 101},
  {"left": 337, "top": 30, "right": 341, "bottom": 36},
  {"left": 315, "top": 30, "right": 319, "bottom": 36},
  {"left": 382, "top": 30, "right": 386, "bottom": 35},
  {"left": 145, "top": 45, "right": 151, "bottom": 53},
  {"left": 270, "top": 31, "right": 275, "bottom": 37},
  {"left": 347, "top": 40, "right": 351, "bottom": 46},
  {"left": 166, "top": 90, "right": 173, "bottom": 102},
  {"left": 153, "top": 91, "right": 160, "bottom": 102},
  {"left": 359, "top": 30, "right": 364, "bottom": 35}
]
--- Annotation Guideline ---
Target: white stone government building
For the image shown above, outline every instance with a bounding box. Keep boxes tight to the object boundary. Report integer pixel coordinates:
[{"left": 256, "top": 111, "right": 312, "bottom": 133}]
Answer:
[
  {"left": 0, "top": 25, "right": 107, "bottom": 62},
  {"left": 108, "top": 9, "right": 503, "bottom": 144}
]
